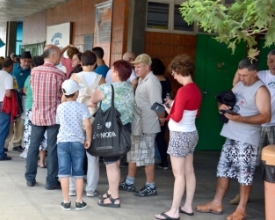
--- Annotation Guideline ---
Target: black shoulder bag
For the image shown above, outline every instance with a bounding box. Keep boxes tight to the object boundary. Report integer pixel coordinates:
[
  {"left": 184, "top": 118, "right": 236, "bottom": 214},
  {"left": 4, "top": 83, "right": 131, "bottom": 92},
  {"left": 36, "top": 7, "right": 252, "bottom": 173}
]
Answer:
[{"left": 87, "top": 84, "right": 131, "bottom": 157}]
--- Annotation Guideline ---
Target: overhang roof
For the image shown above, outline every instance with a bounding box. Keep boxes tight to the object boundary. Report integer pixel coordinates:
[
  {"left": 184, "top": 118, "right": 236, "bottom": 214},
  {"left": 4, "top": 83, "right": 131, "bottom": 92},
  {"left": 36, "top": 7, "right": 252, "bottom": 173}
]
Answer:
[{"left": 0, "top": 0, "right": 70, "bottom": 21}]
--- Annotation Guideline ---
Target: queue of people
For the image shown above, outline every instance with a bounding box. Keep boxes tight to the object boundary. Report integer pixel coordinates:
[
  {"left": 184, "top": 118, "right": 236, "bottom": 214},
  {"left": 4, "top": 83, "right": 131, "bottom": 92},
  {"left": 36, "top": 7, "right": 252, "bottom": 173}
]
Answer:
[{"left": 0, "top": 44, "right": 273, "bottom": 220}]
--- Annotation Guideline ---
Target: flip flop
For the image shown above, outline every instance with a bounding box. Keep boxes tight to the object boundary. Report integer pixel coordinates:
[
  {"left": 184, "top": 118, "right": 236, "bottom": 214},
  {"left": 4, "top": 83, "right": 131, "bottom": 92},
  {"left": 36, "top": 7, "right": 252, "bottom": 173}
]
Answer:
[
  {"left": 155, "top": 212, "right": 180, "bottom": 220},
  {"left": 179, "top": 207, "right": 194, "bottom": 216},
  {"left": 38, "top": 165, "right": 46, "bottom": 168}
]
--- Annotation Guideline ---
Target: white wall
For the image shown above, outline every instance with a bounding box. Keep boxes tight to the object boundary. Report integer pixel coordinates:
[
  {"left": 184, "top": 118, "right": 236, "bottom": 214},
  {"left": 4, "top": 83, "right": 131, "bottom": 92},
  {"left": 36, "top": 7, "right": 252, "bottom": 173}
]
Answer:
[{"left": 0, "top": 21, "right": 6, "bottom": 57}]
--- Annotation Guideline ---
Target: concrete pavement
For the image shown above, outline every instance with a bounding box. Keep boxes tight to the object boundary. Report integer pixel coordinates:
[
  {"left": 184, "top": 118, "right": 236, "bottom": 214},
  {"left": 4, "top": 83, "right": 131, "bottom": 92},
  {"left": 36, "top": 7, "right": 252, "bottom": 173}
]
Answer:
[{"left": 0, "top": 150, "right": 265, "bottom": 220}]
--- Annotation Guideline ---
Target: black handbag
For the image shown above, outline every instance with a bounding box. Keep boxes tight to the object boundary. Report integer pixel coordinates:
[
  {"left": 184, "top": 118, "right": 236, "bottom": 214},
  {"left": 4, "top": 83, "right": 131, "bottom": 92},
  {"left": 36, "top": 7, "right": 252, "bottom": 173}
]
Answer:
[{"left": 87, "top": 84, "right": 131, "bottom": 157}]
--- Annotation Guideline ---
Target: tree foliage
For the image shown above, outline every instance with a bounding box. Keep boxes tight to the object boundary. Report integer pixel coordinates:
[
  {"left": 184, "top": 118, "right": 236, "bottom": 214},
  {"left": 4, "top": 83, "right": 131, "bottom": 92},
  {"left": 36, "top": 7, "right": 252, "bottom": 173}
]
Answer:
[{"left": 180, "top": 0, "right": 275, "bottom": 58}]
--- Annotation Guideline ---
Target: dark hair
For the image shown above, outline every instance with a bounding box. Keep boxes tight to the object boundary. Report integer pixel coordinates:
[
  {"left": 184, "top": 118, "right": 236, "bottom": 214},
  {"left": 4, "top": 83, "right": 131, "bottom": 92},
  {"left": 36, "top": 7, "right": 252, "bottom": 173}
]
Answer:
[
  {"left": 67, "top": 47, "right": 79, "bottom": 59},
  {"left": 69, "top": 64, "right": 83, "bottom": 78},
  {"left": 151, "top": 58, "right": 165, "bottom": 75},
  {"left": 92, "top": 47, "right": 104, "bottom": 59},
  {"left": 238, "top": 58, "right": 258, "bottom": 71},
  {"left": 31, "top": 56, "right": 44, "bottom": 68},
  {"left": 113, "top": 60, "right": 132, "bottom": 81},
  {"left": 268, "top": 50, "right": 275, "bottom": 56},
  {"left": 2, "top": 58, "right": 13, "bottom": 68},
  {"left": 64, "top": 93, "right": 76, "bottom": 98},
  {"left": 81, "top": 50, "right": 97, "bottom": 66},
  {"left": 74, "top": 52, "right": 82, "bottom": 61},
  {"left": 168, "top": 54, "right": 195, "bottom": 77}
]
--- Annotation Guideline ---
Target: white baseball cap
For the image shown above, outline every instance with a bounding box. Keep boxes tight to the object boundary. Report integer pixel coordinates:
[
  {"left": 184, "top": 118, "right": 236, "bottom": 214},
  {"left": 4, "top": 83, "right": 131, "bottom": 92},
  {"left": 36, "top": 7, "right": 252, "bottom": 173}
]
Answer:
[{"left": 62, "top": 79, "right": 82, "bottom": 95}]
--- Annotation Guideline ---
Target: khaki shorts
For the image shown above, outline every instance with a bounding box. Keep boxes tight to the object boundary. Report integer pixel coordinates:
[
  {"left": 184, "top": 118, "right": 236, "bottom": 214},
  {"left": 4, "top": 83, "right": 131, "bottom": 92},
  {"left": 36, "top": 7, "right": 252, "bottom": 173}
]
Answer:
[{"left": 127, "top": 133, "right": 156, "bottom": 167}]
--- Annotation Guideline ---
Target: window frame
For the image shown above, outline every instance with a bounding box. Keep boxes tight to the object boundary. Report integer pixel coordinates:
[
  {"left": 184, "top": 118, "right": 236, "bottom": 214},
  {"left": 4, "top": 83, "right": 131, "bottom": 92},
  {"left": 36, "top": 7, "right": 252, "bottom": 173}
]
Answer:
[{"left": 146, "top": 0, "right": 233, "bottom": 34}]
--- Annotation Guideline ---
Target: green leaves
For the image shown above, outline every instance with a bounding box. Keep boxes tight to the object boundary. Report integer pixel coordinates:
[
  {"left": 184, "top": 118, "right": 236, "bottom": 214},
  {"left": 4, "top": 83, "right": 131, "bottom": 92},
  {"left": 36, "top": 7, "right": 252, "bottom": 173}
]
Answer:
[{"left": 180, "top": 0, "right": 275, "bottom": 57}]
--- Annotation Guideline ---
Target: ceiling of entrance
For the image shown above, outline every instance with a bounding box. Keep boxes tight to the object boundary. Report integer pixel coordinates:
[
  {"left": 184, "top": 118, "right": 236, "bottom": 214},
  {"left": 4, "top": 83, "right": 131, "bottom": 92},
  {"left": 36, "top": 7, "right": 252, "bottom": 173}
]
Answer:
[{"left": 0, "top": 0, "right": 70, "bottom": 21}]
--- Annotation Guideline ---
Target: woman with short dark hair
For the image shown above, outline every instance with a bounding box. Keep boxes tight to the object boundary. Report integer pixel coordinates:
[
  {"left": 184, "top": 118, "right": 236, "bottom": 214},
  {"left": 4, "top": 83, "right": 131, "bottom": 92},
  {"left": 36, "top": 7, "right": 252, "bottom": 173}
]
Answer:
[
  {"left": 151, "top": 58, "right": 171, "bottom": 170},
  {"left": 69, "top": 50, "right": 105, "bottom": 198}
]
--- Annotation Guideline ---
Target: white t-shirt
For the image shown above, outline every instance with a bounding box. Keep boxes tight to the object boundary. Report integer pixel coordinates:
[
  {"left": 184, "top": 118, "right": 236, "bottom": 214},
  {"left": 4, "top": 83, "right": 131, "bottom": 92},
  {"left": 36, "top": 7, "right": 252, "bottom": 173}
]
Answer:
[
  {"left": 74, "top": 71, "right": 98, "bottom": 102},
  {"left": 257, "top": 70, "right": 275, "bottom": 127},
  {"left": 56, "top": 101, "right": 91, "bottom": 144},
  {"left": 105, "top": 69, "right": 136, "bottom": 84},
  {"left": 0, "top": 70, "right": 13, "bottom": 102}
]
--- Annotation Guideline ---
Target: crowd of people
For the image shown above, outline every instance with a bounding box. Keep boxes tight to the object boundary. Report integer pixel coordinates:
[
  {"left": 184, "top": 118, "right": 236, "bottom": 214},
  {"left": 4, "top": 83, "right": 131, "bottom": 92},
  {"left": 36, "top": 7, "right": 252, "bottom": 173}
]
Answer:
[{"left": 0, "top": 44, "right": 274, "bottom": 220}]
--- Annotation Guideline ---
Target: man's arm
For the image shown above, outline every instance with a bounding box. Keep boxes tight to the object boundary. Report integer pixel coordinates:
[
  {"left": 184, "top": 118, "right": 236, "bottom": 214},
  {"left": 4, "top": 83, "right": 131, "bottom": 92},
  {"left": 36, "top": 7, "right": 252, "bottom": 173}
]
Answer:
[{"left": 225, "top": 86, "right": 271, "bottom": 124}]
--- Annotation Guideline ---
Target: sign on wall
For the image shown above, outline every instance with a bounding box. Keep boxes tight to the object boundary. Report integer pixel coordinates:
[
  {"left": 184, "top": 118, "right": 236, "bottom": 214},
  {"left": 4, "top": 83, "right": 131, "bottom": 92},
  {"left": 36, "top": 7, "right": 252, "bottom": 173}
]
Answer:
[
  {"left": 46, "top": 22, "right": 71, "bottom": 72},
  {"left": 46, "top": 22, "right": 71, "bottom": 49},
  {"left": 94, "top": 0, "right": 112, "bottom": 66}
]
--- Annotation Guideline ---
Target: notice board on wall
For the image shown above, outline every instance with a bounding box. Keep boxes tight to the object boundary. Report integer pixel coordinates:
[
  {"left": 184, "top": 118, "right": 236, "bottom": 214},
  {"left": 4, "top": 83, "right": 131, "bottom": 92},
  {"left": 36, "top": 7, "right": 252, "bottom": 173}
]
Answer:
[
  {"left": 84, "top": 34, "right": 93, "bottom": 51},
  {"left": 94, "top": 0, "right": 112, "bottom": 66}
]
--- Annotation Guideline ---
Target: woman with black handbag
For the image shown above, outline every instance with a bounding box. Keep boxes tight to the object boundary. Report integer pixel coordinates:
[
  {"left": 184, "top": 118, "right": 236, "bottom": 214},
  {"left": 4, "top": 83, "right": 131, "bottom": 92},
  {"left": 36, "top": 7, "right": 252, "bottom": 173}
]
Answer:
[{"left": 90, "top": 60, "right": 134, "bottom": 208}]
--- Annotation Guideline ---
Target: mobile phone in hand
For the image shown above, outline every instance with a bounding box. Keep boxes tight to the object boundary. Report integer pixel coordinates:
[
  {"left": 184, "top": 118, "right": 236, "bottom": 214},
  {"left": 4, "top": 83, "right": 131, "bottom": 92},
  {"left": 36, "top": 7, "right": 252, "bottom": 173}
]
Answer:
[{"left": 221, "top": 109, "right": 239, "bottom": 115}]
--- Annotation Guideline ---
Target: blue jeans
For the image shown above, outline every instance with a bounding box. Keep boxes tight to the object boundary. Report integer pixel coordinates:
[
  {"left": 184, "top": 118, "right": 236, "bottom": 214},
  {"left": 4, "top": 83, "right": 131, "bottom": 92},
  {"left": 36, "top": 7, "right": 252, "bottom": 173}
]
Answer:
[
  {"left": 0, "top": 103, "right": 10, "bottom": 158},
  {"left": 57, "top": 142, "right": 85, "bottom": 178},
  {"left": 25, "top": 124, "right": 59, "bottom": 185}
]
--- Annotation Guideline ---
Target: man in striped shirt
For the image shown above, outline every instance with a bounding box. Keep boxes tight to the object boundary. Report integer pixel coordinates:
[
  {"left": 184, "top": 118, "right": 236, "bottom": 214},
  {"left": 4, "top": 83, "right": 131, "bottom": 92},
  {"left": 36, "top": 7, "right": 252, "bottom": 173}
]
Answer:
[{"left": 25, "top": 45, "right": 66, "bottom": 189}]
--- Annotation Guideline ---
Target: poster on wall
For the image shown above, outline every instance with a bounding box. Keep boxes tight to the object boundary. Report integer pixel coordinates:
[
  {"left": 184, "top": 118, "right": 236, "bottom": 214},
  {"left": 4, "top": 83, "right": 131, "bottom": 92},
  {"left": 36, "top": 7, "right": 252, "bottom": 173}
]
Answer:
[
  {"left": 46, "top": 22, "right": 71, "bottom": 72},
  {"left": 94, "top": 0, "right": 112, "bottom": 66}
]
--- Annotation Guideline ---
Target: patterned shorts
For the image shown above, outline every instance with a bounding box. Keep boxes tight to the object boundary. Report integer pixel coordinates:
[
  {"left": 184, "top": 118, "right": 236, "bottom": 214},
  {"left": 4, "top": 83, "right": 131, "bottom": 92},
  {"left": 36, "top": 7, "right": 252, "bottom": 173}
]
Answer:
[
  {"left": 217, "top": 138, "right": 258, "bottom": 185},
  {"left": 167, "top": 130, "right": 198, "bottom": 158},
  {"left": 23, "top": 109, "right": 47, "bottom": 151},
  {"left": 127, "top": 133, "right": 156, "bottom": 167}
]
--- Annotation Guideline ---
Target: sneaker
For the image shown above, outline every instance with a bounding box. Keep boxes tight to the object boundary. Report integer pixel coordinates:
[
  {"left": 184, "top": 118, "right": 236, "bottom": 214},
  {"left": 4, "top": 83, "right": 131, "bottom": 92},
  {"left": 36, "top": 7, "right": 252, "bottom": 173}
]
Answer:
[
  {"left": 119, "top": 180, "right": 135, "bottom": 192},
  {"left": 86, "top": 190, "right": 97, "bottom": 197},
  {"left": 20, "top": 150, "right": 28, "bottom": 159},
  {"left": 13, "top": 146, "right": 24, "bottom": 153},
  {"left": 60, "top": 201, "right": 71, "bottom": 210},
  {"left": 134, "top": 185, "right": 158, "bottom": 197},
  {"left": 158, "top": 162, "right": 169, "bottom": 170},
  {"left": 0, "top": 156, "right": 12, "bottom": 161},
  {"left": 75, "top": 201, "right": 87, "bottom": 210},
  {"left": 69, "top": 190, "right": 76, "bottom": 196}
]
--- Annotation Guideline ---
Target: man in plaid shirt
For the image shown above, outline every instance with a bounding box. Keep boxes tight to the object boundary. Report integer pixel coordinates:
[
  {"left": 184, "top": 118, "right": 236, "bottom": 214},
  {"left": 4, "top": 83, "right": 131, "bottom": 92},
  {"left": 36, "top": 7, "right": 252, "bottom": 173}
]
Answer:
[{"left": 25, "top": 45, "right": 66, "bottom": 189}]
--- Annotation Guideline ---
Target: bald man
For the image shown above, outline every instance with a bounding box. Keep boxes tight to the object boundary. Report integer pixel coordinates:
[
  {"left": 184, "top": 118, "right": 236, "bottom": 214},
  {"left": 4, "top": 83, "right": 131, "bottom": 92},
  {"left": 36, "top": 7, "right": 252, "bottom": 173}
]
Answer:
[
  {"left": 25, "top": 45, "right": 66, "bottom": 189},
  {"left": 105, "top": 51, "right": 138, "bottom": 90}
]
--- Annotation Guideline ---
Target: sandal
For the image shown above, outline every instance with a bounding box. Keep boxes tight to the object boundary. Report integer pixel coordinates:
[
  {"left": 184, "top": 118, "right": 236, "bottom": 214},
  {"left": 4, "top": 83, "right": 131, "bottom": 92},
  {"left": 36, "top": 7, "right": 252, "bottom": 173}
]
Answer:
[
  {"left": 196, "top": 202, "right": 223, "bottom": 215},
  {"left": 97, "top": 196, "right": 120, "bottom": 208},
  {"left": 226, "top": 209, "right": 247, "bottom": 220},
  {"left": 99, "top": 191, "right": 111, "bottom": 200},
  {"left": 155, "top": 212, "right": 180, "bottom": 220}
]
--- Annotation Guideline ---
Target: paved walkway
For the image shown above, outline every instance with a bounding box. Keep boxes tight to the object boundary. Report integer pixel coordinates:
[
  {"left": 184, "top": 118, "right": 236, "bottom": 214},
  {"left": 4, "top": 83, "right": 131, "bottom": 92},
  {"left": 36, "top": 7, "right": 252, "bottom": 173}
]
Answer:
[{"left": 0, "top": 150, "right": 265, "bottom": 220}]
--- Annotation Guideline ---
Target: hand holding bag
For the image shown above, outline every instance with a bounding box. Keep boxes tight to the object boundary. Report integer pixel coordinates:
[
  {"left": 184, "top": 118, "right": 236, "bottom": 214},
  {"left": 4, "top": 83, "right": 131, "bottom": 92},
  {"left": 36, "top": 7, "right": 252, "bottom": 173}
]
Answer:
[{"left": 87, "top": 85, "right": 131, "bottom": 157}]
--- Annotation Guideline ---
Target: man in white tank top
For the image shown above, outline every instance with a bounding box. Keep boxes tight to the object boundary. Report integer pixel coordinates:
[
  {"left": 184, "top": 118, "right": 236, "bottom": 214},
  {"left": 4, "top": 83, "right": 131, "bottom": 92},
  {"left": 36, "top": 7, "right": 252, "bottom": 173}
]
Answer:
[{"left": 196, "top": 59, "right": 271, "bottom": 220}]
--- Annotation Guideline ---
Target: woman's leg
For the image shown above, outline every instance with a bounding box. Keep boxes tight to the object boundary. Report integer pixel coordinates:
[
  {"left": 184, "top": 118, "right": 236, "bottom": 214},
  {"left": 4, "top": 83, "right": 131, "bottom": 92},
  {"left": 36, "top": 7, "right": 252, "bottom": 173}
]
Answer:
[
  {"left": 181, "top": 154, "right": 195, "bottom": 213},
  {"left": 155, "top": 155, "right": 185, "bottom": 219},
  {"left": 102, "top": 160, "right": 120, "bottom": 204},
  {"left": 38, "top": 150, "right": 46, "bottom": 167}
]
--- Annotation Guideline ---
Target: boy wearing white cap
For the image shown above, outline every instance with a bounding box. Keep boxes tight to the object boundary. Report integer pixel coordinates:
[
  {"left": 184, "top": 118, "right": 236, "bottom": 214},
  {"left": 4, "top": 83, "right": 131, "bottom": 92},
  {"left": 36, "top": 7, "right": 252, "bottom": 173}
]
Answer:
[{"left": 56, "top": 79, "right": 92, "bottom": 211}]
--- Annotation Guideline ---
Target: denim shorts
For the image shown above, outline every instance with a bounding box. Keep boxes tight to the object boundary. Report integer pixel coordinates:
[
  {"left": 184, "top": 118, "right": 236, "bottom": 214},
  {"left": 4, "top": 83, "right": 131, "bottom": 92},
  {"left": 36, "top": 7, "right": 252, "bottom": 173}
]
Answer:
[{"left": 57, "top": 142, "right": 85, "bottom": 178}]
